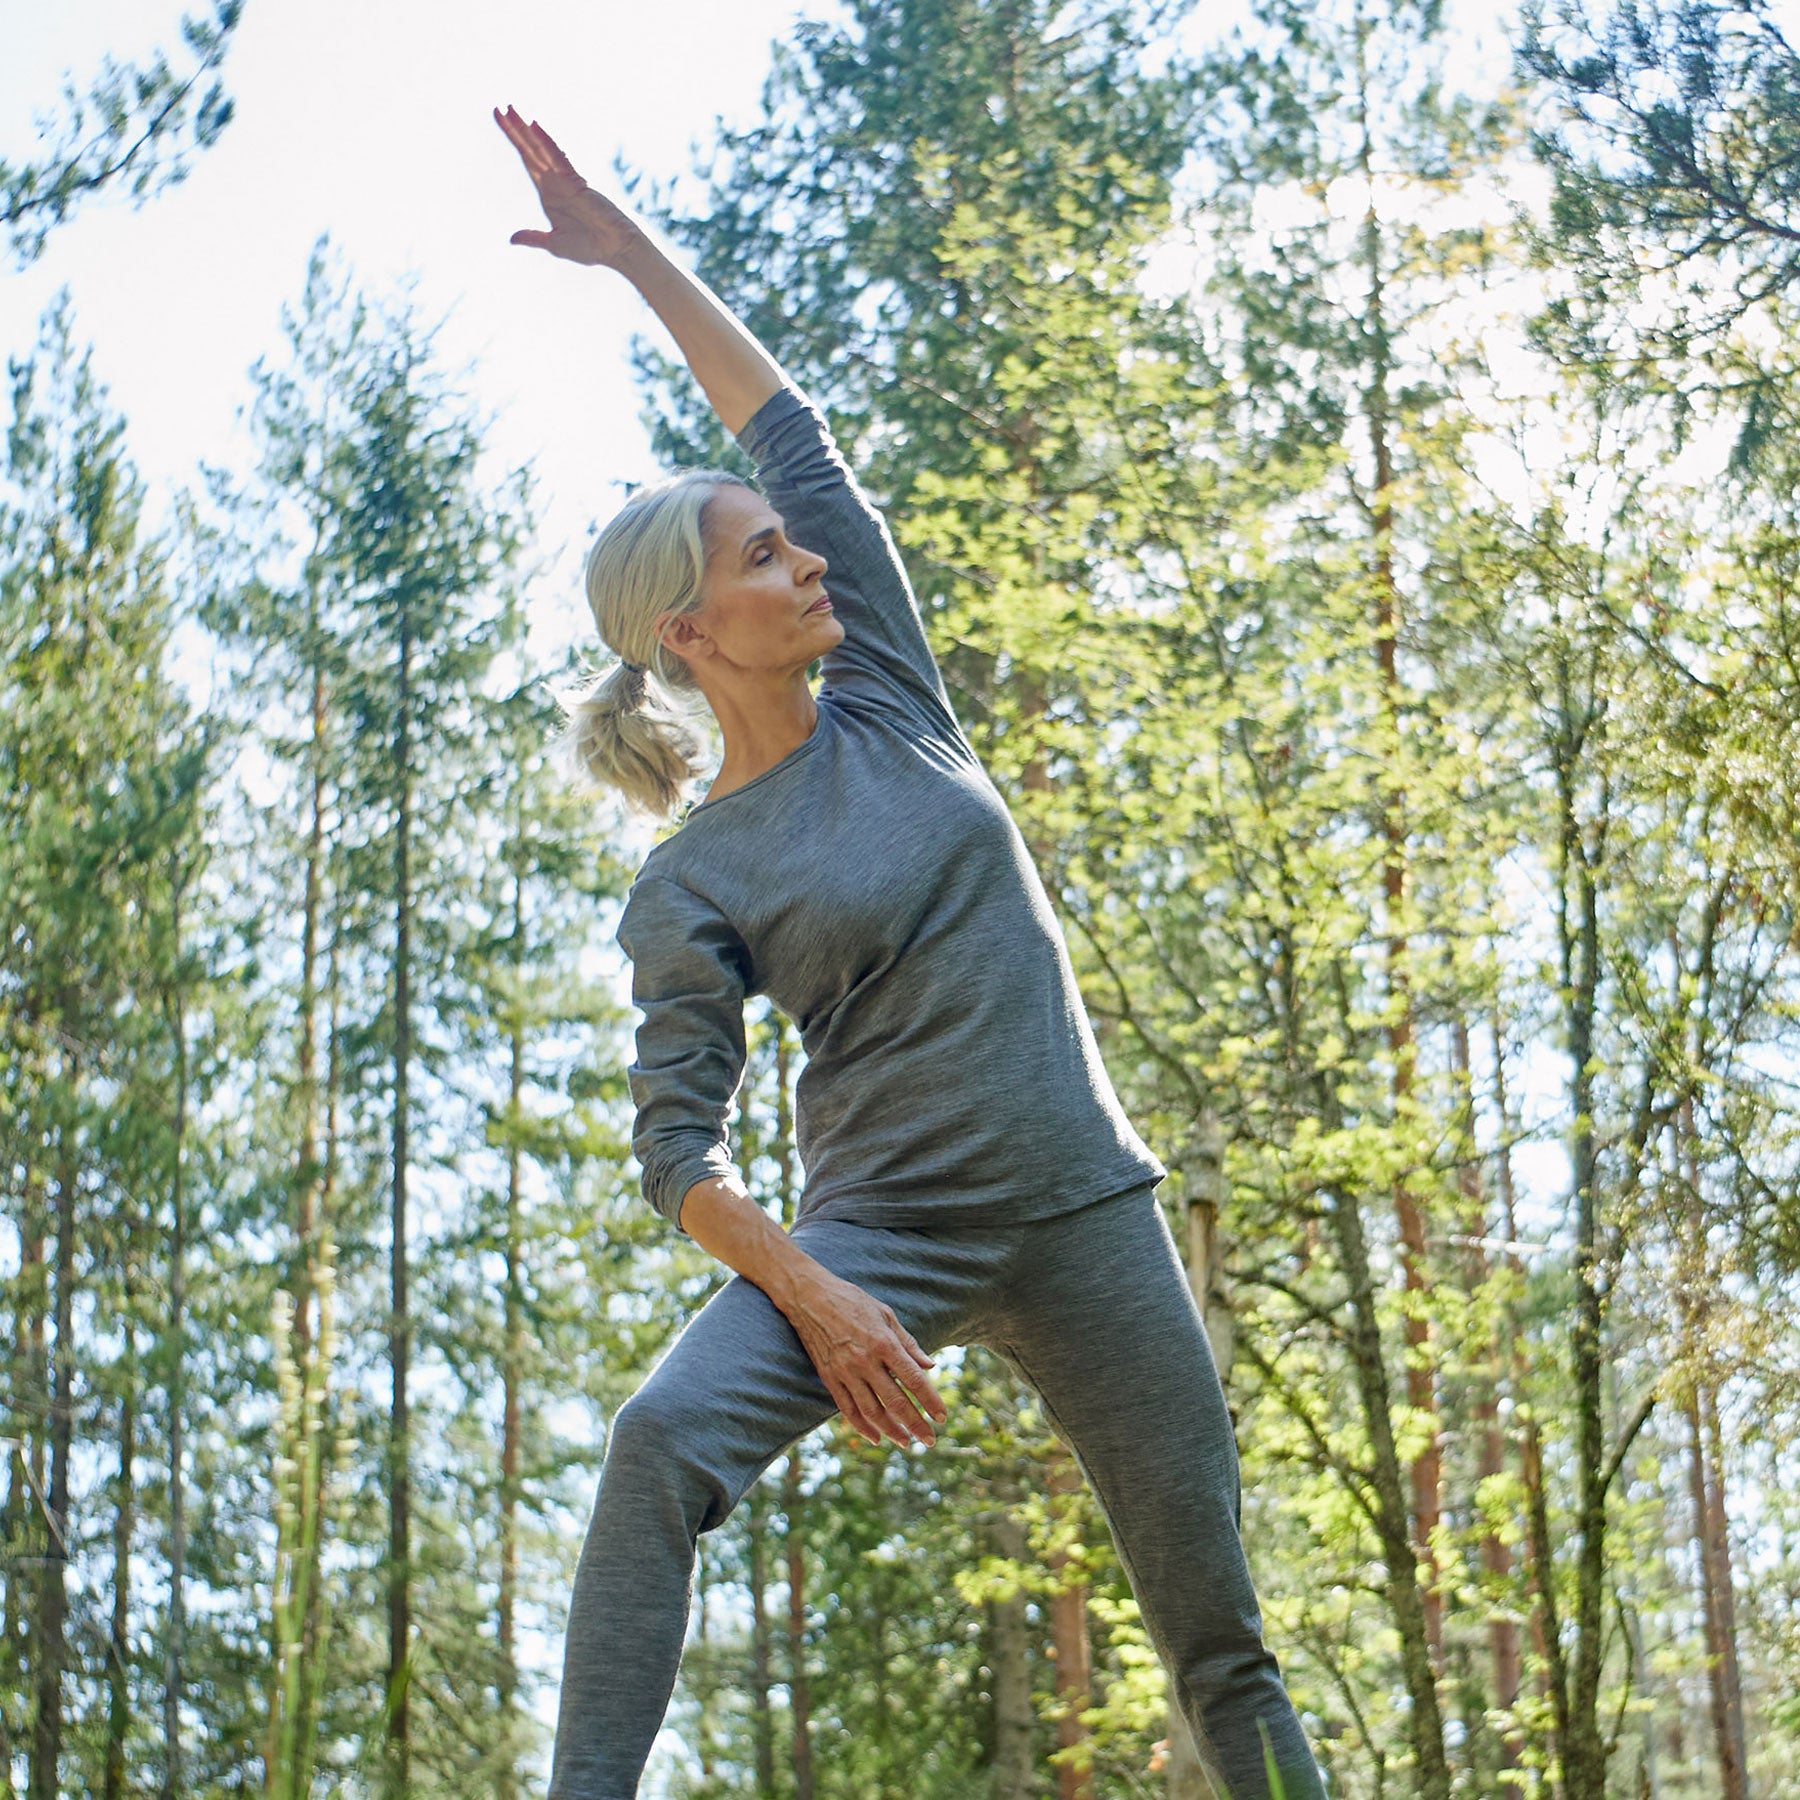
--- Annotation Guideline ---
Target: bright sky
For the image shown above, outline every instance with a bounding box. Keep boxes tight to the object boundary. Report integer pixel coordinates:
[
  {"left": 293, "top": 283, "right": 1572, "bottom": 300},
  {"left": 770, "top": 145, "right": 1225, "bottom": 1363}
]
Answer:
[
  {"left": 0, "top": 0, "right": 1581, "bottom": 679},
  {"left": 6, "top": 0, "right": 1799, "bottom": 655},
  {"left": 0, "top": 0, "right": 822, "bottom": 677}
]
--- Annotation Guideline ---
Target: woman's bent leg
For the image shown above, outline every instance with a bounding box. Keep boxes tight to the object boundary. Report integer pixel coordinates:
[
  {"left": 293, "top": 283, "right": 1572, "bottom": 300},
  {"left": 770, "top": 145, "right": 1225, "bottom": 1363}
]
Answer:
[
  {"left": 988, "top": 1186, "right": 1327, "bottom": 1800},
  {"left": 548, "top": 1217, "right": 1012, "bottom": 1800}
]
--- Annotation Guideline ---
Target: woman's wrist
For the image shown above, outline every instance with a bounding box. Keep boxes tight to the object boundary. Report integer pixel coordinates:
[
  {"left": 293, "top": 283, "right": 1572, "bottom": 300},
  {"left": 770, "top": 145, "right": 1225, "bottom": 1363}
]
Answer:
[
  {"left": 608, "top": 223, "right": 661, "bottom": 285},
  {"left": 676, "top": 1173, "right": 823, "bottom": 1317}
]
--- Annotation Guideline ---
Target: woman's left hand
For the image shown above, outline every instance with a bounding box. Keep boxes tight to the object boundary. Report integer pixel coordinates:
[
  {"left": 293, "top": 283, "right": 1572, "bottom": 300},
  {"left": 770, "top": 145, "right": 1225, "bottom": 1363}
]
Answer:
[{"left": 779, "top": 1264, "right": 947, "bottom": 1450}]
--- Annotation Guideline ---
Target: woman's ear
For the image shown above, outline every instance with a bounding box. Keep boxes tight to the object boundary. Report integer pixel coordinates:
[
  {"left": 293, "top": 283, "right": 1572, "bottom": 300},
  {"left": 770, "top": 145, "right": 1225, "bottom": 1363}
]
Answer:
[{"left": 658, "top": 611, "right": 707, "bottom": 669}]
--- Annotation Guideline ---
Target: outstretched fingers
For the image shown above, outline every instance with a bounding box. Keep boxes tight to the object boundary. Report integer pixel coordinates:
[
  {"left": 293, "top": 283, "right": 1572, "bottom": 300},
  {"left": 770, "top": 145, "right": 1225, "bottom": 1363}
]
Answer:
[
  {"left": 528, "top": 117, "right": 582, "bottom": 178},
  {"left": 876, "top": 1371, "right": 938, "bottom": 1448},
  {"left": 854, "top": 1331, "right": 944, "bottom": 1448},
  {"left": 493, "top": 105, "right": 552, "bottom": 179},
  {"left": 847, "top": 1371, "right": 916, "bottom": 1448}
]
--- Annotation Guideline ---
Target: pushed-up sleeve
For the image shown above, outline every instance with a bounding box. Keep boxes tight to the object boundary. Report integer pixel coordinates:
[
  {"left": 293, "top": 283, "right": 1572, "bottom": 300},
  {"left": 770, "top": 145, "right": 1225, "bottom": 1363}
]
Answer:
[
  {"left": 735, "top": 383, "right": 963, "bottom": 742},
  {"left": 615, "top": 874, "right": 751, "bottom": 1230}
]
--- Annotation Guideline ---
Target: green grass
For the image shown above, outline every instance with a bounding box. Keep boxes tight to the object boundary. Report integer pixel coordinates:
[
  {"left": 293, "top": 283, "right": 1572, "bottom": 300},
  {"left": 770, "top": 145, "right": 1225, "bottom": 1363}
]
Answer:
[{"left": 1260, "top": 1720, "right": 1288, "bottom": 1800}]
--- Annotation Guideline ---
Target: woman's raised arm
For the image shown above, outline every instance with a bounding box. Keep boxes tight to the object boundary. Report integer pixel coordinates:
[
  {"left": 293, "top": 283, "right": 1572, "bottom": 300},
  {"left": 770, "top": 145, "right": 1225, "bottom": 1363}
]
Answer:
[{"left": 495, "top": 105, "right": 782, "bottom": 435}]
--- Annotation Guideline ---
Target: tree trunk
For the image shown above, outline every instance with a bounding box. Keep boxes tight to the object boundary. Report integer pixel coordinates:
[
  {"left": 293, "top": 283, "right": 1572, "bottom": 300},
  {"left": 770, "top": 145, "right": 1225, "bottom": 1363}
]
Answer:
[
  {"left": 872, "top": 1559, "right": 895, "bottom": 1800},
  {"left": 1679, "top": 1097, "right": 1749, "bottom": 1800},
  {"left": 306, "top": 896, "right": 347, "bottom": 1767},
  {"left": 106, "top": 1314, "right": 138, "bottom": 1800},
  {"left": 785, "top": 1451, "right": 814, "bottom": 1800},
  {"left": 387, "top": 617, "right": 415, "bottom": 1794},
  {"left": 1473, "top": 1346, "right": 1521, "bottom": 1736},
  {"left": 161, "top": 934, "right": 190, "bottom": 1800},
  {"left": 1452, "top": 1017, "right": 1521, "bottom": 1762},
  {"left": 497, "top": 951, "right": 525, "bottom": 1800},
  {"left": 988, "top": 1497, "right": 1034, "bottom": 1800},
  {"left": 1047, "top": 1452, "right": 1094, "bottom": 1800},
  {"left": 1492, "top": 1013, "right": 1564, "bottom": 1784},
  {"left": 293, "top": 531, "right": 339, "bottom": 1789},
  {"left": 694, "top": 1546, "right": 716, "bottom": 1784},
  {"left": 1166, "top": 1723, "right": 1209, "bottom": 1800},
  {"left": 747, "top": 1482, "right": 777, "bottom": 1798},
  {"left": 1354, "top": 2, "right": 1441, "bottom": 1675},
  {"left": 6, "top": 1160, "right": 47, "bottom": 1767},
  {"left": 1320, "top": 1123, "right": 1452, "bottom": 1800},
  {"left": 1558, "top": 804, "right": 1609, "bottom": 1800},
  {"left": 32, "top": 1052, "right": 79, "bottom": 1800},
  {"left": 1620, "top": 1600, "right": 1662, "bottom": 1800},
  {"left": 1168, "top": 1116, "right": 1226, "bottom": 1800},
  {"left": 297, "top": 654, "right": 328, "bottom": 1356},
  {"left": 1181, "top": 1113, "right": 1233, "bottom": 1386},
  {"left": 1687, "top": 1383, "right": 1748, "bottom": 1800}
]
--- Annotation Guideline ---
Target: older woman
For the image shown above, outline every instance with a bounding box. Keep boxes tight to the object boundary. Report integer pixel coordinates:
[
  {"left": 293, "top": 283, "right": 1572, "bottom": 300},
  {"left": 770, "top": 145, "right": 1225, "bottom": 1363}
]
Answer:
[{"left": 496, "top": 105, "right": 1325, "bottom": 1800}]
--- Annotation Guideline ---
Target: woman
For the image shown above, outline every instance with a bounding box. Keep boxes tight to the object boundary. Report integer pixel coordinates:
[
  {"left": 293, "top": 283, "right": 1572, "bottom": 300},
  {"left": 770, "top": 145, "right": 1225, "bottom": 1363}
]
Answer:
[{"left": 496, "top": 105, "right": 1327, "bottom": 1800}]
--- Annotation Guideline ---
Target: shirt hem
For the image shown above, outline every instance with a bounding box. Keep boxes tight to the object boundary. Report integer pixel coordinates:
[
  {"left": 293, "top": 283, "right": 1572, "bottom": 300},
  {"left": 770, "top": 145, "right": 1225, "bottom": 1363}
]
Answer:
[{"left": 792, "top": 1163, "right": 1165, "bottom": 1234}]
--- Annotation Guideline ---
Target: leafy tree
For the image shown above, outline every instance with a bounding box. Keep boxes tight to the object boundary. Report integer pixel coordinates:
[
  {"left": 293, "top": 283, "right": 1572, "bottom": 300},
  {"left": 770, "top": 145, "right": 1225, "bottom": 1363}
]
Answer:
[
  {"left": 0, "top": 292, "right": 210, "bottom": 1800},
  {"left": 193, "top": 241, "right": 645, "bottom": 1797},
  {"left": 1520, "top": 0, "right": 1800, "bottom": 459},
  {"left": 1, "top": 3, "right": 243, "bottom": 266}
]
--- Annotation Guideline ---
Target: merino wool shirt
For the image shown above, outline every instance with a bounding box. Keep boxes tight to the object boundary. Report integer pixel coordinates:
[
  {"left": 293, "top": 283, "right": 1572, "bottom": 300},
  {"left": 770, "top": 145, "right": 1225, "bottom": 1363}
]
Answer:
[{"left": 616, "top": 382, "right": 1166, "bottom": 1234}]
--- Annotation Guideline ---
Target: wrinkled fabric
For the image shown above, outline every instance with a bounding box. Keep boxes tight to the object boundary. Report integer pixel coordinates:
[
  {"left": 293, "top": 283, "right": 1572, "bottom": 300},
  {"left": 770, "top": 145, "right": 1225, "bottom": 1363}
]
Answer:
[
  {"left": 548, "top": 1184, "right": 1327, "bottom": 1800},
  {"left": 618, "top": 382, "right": 1164, "bottom": 1232}
]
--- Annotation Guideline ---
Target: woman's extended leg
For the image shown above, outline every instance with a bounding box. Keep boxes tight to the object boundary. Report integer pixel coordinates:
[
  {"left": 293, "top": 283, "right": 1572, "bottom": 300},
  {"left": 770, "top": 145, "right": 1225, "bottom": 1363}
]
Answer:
[
  {"left": 986, "top": 1185, "right": 1327, "bottom": 1800},
  {"left": 548, "top": 1217, "right": 1014, "bottom": 1800}
]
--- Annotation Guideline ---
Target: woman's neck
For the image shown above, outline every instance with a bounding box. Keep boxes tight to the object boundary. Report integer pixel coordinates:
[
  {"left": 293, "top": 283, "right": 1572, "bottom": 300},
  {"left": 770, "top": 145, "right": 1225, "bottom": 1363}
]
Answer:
[{"left": 702, "top": 673, "right": 819, "bottom": 804}]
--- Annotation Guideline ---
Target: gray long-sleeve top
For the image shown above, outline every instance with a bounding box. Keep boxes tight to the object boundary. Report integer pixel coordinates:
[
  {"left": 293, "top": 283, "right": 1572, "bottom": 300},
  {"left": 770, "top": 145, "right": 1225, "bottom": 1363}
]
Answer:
[{"left": 616, "top": 383, "right": 1166, "bottom": 1233}]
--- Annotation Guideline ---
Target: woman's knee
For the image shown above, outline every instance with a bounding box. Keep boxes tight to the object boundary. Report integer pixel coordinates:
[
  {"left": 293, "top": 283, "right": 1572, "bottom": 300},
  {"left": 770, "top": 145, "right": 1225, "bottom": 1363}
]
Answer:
[
  {"left": 1180, "top": 1627, "right": 1288, "bottom": 1722},
  {"left": 608, "top": 1378, "right": 684, "bottom": 1453},
  {"left": 602, "top": 1379, "right": 742, "bottom": 1535}
]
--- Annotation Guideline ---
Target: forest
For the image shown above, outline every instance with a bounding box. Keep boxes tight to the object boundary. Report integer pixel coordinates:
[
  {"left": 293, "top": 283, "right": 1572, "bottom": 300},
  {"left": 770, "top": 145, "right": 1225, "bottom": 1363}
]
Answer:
[{"left": 3, "top": 1, "right": 1798, "bottom": 1796}]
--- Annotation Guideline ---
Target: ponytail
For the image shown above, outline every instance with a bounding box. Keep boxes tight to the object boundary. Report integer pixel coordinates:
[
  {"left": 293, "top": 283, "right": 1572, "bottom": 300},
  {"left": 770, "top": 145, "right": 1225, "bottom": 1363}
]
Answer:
[
  {"left": 556, "top": 655, "right": 709, "bottom": 820},
  {"left": 558, "top": 467, "right": 750, "bottom": 821}
]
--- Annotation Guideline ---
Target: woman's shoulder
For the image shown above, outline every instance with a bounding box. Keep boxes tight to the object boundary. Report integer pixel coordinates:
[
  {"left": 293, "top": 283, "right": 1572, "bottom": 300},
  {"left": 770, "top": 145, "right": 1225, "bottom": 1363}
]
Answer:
[
  {"left": 627, "top": 845, "right": 702, "bottom": 910},
  {"left": 618, "top": 862, "right": 746, "bottom": 962}
]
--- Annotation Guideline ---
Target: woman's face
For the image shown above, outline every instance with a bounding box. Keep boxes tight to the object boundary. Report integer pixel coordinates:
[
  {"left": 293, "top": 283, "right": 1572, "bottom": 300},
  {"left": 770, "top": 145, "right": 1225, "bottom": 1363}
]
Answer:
[{"left": 662, "top": 484, "right": 843, "bottom": 676}]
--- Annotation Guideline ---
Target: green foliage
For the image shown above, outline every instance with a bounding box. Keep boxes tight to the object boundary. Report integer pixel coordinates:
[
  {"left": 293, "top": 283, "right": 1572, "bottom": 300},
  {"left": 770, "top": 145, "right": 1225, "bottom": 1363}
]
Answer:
[
  {"left": 1521, "top": 0, "right": 1800, "bottom": 461},
  {"left": 8, "top": 3, "right": 1800, "bottom": 1798},
  {"left": 0, "top": 3, "right": 242, "bottom": 266}
]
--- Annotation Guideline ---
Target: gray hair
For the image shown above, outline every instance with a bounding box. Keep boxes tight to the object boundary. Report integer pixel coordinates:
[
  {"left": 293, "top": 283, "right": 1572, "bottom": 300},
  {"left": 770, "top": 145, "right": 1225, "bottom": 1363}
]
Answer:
[{"left": 556, "top": 468, "right": 750, "bottom": 820}]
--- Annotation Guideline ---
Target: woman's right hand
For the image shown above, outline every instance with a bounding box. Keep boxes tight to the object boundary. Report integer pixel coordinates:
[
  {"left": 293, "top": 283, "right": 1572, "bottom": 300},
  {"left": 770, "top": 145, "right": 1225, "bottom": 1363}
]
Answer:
[
  {"left": 494, "top": 105, "right": 645, "bottom": 269},
  {"left": 780, "top": 1266, "right": 948, "bottom": 1450}
]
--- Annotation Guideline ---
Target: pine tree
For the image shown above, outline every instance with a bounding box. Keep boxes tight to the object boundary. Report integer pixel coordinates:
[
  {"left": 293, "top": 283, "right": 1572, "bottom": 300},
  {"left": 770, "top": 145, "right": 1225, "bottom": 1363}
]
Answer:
[
  {"left": 0, "top": 3, "right": 243, "bottom": 267},
  {"left": 0, "top": 292, "right": 209, "bottom": 1800}
]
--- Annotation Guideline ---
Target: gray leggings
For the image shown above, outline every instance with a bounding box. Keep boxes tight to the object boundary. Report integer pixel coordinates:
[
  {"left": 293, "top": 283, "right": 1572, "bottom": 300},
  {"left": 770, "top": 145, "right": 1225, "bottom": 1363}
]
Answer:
[{"left": 549, "top": 1183, "right": 1325, "bottom": 1800}]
